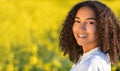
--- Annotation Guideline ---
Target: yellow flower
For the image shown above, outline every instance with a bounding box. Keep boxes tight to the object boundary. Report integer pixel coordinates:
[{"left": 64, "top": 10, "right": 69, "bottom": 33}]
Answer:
[
  {"left": 52, "top": 59, "right": 61, "bottom": 67},
  {"left": 44, "top": 63, "right": 51, "bottom": 71},
  {"left": 29, "top": 56, "right": 38, "bottom": 65},
  {"left": 112, "top": 65, "right": 117, "bottom": 71},
  {"left": 6, "top": 64, "right": 14, "bottom": 71}
]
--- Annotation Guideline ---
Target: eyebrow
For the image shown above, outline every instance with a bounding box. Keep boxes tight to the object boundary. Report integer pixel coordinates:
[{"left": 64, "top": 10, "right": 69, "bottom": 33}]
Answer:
[
  {"left": 87, "top": 18, "right": 96, "bottom": 20},
  {"left": 75, "top": 17, "right": 96, "bottom": 20}
]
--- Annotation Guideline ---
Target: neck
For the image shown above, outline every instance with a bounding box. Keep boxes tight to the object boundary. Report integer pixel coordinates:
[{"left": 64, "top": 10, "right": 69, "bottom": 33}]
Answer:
[{"left": 82, "top": 41, "right": 98, "bottom": 53}]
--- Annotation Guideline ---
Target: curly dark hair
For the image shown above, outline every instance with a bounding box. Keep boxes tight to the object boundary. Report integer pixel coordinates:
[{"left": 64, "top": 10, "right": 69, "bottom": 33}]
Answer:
[{"left": 59, "top": 1, "right": 120, "bottom": 65}]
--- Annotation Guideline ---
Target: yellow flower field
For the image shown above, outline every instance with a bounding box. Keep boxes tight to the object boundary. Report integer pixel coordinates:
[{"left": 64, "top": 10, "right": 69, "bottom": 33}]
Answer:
[{"left": 0, "top": 0, "right": 120, "bottom": 71}]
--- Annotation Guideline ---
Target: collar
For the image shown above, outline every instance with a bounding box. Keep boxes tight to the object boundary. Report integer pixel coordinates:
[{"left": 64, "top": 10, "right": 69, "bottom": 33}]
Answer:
[
  {"left": 76, "top": 47, "right": 101, "bottom": 65},
  {"left": 82, "top": 47, "right": 100, "bottom": 58}
]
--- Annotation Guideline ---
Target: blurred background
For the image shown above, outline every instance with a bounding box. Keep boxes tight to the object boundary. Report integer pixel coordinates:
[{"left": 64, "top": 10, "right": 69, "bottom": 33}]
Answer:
[{"left": 0, "top": 0, "right": 120, "bottom": 71}]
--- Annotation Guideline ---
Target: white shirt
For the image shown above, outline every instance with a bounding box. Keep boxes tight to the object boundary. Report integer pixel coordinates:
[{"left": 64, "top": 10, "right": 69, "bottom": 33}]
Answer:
[{"left": 70, "top": 47, "right": 111, "bottom": 71}]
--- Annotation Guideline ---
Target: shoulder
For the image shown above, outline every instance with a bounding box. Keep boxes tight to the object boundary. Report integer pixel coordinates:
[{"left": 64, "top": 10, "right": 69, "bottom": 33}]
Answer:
[
  {"left": 88, "top": 51, "right": 110, "bottom": 66},
  {"left": 86, "top": 52, "right": 111, "bottom": 71},
  {"left": 70, "top": 50, "right": 111, "bottom": 71},
  {"left": 91, "top": 50, "right": 110, "bottom": 64},
  {"left": 86, "top": 58, "right": 111, "bottom": 71}
]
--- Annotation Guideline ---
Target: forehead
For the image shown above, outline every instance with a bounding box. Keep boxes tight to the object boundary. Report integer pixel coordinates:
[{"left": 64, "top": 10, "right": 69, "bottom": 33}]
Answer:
[{"left": 76, "top": 6, "right": 96, "bottom": 18}]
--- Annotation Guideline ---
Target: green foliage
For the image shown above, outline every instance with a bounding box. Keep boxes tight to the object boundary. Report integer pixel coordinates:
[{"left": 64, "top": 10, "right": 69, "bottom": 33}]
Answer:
[{"left": 0, "top": 0, "right": 120, "bottom": 71}]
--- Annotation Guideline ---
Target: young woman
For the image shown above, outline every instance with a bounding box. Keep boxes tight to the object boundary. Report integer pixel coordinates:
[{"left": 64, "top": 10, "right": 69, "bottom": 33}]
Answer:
[{"left": 59, "top": 1, "right": 120, "bottom": 71}]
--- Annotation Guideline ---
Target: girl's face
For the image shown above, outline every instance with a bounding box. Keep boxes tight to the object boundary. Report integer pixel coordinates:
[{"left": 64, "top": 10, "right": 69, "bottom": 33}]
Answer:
[{"left": 73, "top": 7, "right": 98, "bottom": 49}]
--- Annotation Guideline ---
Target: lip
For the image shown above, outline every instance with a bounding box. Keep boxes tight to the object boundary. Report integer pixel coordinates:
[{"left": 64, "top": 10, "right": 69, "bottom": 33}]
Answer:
[{"left": 77, "top": 33, "right": 87, "bottom": 38}]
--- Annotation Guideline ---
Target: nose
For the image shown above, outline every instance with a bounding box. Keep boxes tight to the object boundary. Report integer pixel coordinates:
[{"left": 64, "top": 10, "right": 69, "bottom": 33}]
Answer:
[{"left": 79, "top": 22, "right": 86, "bottom": 30}]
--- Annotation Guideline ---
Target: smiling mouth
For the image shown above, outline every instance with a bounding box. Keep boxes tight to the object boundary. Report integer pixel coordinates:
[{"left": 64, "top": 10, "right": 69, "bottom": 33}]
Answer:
[{"left": 77, "top": 33, "right": 87, "bottom": 38}]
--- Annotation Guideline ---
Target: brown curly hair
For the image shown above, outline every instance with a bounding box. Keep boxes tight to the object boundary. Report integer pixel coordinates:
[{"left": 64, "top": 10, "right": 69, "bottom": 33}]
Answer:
[{"left": 59, "top": 1, "right": 120, "bottom": 65}]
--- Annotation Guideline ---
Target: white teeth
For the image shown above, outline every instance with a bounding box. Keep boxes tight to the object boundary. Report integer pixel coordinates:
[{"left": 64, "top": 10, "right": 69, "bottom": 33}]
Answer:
[{"left": 78, "top": 34, "right": 87, "bottom": 38}]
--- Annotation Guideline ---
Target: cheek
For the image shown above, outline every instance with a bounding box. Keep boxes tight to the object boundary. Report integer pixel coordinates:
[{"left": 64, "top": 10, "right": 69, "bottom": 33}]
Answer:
[
  {"left": 87, "top": 26, "right": 97, "bottom": 37},
  {"left": 72, "top": 27, "right": 76, "bottom": 38},
  {"left": 72, "top": 25, "right": 77, "bottom": 33}
]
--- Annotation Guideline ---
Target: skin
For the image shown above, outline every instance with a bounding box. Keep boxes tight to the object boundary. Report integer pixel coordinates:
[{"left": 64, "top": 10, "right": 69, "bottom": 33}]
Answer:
[{"left": 72, "top": 7, "right": 98, "bottom": 53}]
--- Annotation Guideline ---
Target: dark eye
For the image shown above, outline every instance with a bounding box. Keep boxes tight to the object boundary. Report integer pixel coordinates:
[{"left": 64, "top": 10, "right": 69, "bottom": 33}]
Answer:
[{"left": 89, "top": 21, "right": 95, "bottom": 24}]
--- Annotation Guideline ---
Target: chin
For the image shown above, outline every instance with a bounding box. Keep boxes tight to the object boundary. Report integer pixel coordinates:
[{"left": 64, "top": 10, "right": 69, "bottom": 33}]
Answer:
[{"left": 77, "top": 42, "right": 86, "bottom": 46}]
